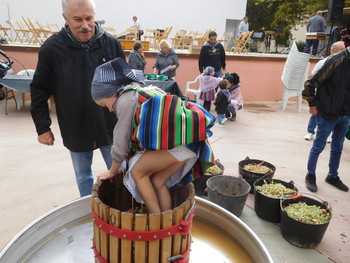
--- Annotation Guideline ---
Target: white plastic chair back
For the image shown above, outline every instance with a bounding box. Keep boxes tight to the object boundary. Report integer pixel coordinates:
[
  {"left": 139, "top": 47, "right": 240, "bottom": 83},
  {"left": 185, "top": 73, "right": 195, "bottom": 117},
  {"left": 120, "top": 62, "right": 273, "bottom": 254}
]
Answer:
[{"left": 185, "top": 75, "right": 201, "bottom": 103}]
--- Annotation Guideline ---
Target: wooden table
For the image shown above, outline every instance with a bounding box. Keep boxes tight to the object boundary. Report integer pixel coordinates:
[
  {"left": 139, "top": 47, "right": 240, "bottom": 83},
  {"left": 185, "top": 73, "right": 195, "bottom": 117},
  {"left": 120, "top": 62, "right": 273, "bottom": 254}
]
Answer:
[
  {"left": 119, "top": 40, "right": 149, "bottom": 51},
  {"left": 306, "top": 34, "right": 326, "bottom": 40}
]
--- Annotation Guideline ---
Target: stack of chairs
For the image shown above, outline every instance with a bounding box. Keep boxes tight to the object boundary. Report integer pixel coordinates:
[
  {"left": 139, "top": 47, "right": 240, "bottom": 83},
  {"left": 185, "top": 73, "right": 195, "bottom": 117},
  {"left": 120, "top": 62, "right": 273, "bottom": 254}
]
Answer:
[
  {"left": 8, "top": 19, "right": 33, "bottom": 44},
  {"left": 219, "top": 32, "right": 233, "bottom": 51},
  {"left": 0, "top": 23, "right": 12, "bottom": 43},
  {"left": 281, "top": 42, "right": 310, "bottom": 112},
  {"left": 231, "top": 31, "right": 254, "bottom": 53}
]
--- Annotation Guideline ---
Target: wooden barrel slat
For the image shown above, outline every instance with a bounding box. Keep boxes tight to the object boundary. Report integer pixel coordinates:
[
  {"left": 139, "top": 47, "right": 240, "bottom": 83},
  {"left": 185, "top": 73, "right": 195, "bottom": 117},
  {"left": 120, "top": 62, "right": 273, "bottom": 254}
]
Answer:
[
  {"left": 181, "top": 200, "right": 191, "bottom": 254},
  {"left": 148, "top": 213, "right": 161, "bottom": 263},
  {"left": 99, "top": 202, "right": 110, "bottom": 262},
  {"left": 93, "top": 197, "right": 101, "bottom": 256},
  {"left": 160, "top": 210, "right": 173, "bottom": 263},
  {"left": 121, "top": 212, "right": 134, "bottom": 263},
  {"left": 109, "top": 208, "right": 121, "bottom": 263},
  {"left": 134, "top": 213, "right": 148, "bottom": 263},
  {"left": 172, "top": 205, "right": 184, "bottom": 256}
]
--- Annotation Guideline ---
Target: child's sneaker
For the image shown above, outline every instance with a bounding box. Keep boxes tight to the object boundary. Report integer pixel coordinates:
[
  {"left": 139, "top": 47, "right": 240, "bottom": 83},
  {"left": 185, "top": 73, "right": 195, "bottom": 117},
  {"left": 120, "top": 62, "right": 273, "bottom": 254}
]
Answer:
[{"left": 215, "top": 123, "right": 223, "bottom": 127}]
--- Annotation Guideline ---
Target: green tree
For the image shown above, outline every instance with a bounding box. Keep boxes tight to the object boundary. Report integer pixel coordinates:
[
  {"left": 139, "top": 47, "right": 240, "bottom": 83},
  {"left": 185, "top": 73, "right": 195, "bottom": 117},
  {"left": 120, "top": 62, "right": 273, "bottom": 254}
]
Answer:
[{"left": 247, "top": 0, "right": 350, "bottom": 46}]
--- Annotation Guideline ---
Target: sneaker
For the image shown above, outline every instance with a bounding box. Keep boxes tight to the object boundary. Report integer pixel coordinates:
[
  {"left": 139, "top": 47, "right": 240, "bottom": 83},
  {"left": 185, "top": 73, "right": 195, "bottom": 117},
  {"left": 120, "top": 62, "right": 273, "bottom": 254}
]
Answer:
[
  {"left": 325, "top": 176, "right": 349, "bottom": 192},
  {"left": 214, "top": 123, "right": 223, "bottom": 127},
  {"left": 222, "top": 118, "right": 227, "bottom": 124},
  {"left": 304, "top": 133, "right": 314, "bottom": 141},
  {"left": 326, "top": 136, "right": 332, "bottom": 143},
  {"left": 305, "top": 174, "right": 317, "bottom": 192}
]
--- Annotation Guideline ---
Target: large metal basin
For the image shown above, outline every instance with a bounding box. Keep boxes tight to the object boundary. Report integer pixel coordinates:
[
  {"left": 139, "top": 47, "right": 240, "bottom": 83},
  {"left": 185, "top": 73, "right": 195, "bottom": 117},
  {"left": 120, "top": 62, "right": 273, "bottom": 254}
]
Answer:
[{"left": 0, "top": 196, "right": 273, "bottom": 263}]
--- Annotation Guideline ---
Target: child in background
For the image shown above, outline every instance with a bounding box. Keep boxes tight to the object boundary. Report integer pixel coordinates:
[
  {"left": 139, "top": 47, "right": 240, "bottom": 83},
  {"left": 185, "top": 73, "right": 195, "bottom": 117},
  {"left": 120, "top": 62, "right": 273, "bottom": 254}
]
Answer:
[
  {"left": 225, "top": 73, "right": 243, "bottom": 121},
  {"left": 199, "top": 66, "right": 221, "bottom": 112},
  {"left": 214, "top": 80, "right": 231, "bottom": 127}
]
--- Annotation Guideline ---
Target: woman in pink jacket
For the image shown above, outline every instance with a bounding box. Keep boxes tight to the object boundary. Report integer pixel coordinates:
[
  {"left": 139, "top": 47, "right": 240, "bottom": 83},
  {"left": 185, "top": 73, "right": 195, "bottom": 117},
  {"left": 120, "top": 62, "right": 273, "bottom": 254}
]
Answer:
[
  {"left": 199, "top": 66, "right": 221, "bottom": 112},
  {"left": 225, "top": 73, "right": 243, "bottom": 121}
]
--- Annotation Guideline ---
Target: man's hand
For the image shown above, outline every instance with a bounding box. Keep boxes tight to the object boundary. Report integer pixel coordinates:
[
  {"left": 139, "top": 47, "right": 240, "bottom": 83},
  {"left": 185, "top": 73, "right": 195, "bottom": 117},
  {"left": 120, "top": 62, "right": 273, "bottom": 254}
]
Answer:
[
  {"left": 309, "top": 106, "right": 318, "bottom": 115},
  {"left": 38, "top": 130, "right": 55, "bottom": 146}
]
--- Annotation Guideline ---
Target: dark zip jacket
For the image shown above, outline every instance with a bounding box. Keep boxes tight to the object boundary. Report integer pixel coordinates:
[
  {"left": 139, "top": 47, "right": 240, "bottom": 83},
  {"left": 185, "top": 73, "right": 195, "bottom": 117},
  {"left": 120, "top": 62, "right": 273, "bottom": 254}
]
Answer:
[
  {"left": 30, "top": 25, "right": 125, "bottom": 152},
  {"left": 303, "top": 49, "right": 350, "bottom": 121},
  {"left": 198, "top": 41, "right": 226, "bottom": 73}
]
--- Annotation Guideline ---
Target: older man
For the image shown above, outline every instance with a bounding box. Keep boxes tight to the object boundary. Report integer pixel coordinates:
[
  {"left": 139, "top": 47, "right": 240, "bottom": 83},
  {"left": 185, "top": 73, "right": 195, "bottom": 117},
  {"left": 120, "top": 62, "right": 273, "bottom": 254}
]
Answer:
[
  {"left": 30, "top": 0, "right": 125, "bottom": 196},
  {"left": 302, "top": 43, "right": 350, "bottom": 193}
]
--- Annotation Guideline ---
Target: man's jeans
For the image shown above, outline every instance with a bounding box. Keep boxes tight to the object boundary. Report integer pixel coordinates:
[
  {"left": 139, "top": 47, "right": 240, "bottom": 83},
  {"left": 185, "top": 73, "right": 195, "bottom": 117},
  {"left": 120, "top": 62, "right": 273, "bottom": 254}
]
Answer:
[
  {"left": 307, "top": 115, "right": 350, "bottom": 178},
  {"left": 305, "top": 39, "right": 319, "bottom": 55},
  {"left": 214, "top": 69, "right": 222, "bottom": 78},
  {"left": 307, "top": 115, "right": 317, "bottom": 134},
  {"left": 70, "top": 145, "right": 126, "bottom": 197}
]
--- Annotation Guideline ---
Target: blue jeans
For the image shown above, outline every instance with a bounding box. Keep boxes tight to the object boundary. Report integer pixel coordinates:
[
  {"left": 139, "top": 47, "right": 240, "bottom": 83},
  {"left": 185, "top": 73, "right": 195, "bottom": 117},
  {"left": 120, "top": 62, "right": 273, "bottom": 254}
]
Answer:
[
  {"left": 214, "top": 69, "right": 222, "bottom": 78},
  {"left": 217, "top": 113, "right": 225, "bottom": 124},
  {"left": 70, "top": 145, "right": 126, "bottom": 197},
  {"left": 307, "top": 115, "right": 317, "bottom": 134},
  {"left": 227, "top": 105, "right": 242, "bottom": 115},
  {"left": 307, "top": 115, "right": 350, "bottom": 178},
  {"left": 305, "top": 39, "right": 319, "bottom": 55}
]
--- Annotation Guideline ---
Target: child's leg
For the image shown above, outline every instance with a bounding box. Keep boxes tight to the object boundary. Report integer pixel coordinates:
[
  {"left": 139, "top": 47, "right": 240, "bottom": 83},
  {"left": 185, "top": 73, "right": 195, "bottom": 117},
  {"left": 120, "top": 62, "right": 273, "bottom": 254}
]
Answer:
[
  {"left": 150, "top": 161, "right": 186, "bottom": 211},
  {"left": 217, "top": 113, "right": 224, "bottom": 124},
  {"left": 203, "top": 101, "right": 211, "bottom": 112},
  {"left": 131, "top": 150, "right": 185, "bottom": 213}
]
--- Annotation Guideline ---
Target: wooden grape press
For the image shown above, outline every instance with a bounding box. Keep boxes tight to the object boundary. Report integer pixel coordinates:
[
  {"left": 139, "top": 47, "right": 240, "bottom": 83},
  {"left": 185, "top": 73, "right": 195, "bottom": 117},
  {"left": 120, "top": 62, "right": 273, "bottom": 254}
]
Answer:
[{"left": 91, "top": 170, "right": 195, "bottom": 263}]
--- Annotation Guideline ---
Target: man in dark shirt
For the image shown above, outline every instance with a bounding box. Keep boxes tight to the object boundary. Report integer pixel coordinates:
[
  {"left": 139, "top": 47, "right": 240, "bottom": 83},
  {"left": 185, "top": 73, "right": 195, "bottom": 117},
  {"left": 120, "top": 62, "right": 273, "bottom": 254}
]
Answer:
[
  {"left": 198, "top": 31, "right": 226, "bottom": 78},
  {"left": 30, "top": 0, "right": 125, "bottom": 197},
  {"left": 302, "top": 48, "right": 350, "bottom": 192}
]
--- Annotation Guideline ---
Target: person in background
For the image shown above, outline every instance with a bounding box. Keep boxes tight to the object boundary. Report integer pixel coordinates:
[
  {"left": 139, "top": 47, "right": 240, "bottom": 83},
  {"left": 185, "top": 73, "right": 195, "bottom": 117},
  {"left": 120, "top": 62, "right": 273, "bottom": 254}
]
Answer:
[
  {"left": 199, "top": 31, "right": 226, "bottom": 78},
  {"left": 199, "top": 66, "right": 221, "bottom": 112},
  {"left": 132, "top": 16, "right": 143, "bottom": 40},
  {"left": 214, "top": 80, "right": 231, "bottom": 127},
  {"left": 305, "top": 11, "right": 326, "bottom": 56},
  {"left": 225, "top": 72, "right": 243, "bottom": 121},
  {"left": 238, "top": 16, "right": 249, "bottom": 37},
  {"left": 128, "top": 41, "right": 147, "bottom": 72},
  {"left": 153, "top": 40, "right": 179, "bottom": 80},
  {"left": 30, "top": 0, "right": 125, "bottom": 197},
  {"left": 302, "top": 46, "right": 350, "bottom": 193},
  {"left": 304, "top": 41, "right": 345, "bottom": 142},
  {"left": 340, "top": 27, "right": 350, "bottom": 48},
  {"left": 96, "top": 19, "right": 105, "bottom": 25}
]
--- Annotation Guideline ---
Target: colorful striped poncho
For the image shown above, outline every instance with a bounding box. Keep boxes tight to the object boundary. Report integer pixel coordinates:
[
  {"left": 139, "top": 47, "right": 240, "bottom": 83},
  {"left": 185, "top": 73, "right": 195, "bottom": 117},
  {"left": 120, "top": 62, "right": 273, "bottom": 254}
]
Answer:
[{"left": 121, "top": 85, "right": 216, "bottom": 184}]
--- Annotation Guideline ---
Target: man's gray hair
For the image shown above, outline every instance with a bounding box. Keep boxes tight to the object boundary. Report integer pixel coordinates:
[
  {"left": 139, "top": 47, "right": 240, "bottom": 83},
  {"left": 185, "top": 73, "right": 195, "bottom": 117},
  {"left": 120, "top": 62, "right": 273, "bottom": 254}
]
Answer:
[
  {"left": 331, "top": 41, "right": 345, "bottom": 52},
  {"left": 62, "top": 0, "right": 96, "bottom": 15}
]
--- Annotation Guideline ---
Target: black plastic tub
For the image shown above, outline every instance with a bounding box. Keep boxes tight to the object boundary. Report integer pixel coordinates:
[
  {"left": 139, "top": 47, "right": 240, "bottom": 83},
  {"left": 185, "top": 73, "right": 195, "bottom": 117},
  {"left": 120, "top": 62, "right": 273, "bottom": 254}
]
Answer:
[
  {"left": 254, "top": 179, "right": 297, "bottom": 223},
  {"left": 280, "top": 195, "right": 331, "bottom": 248},
  {"left": 193, "top": 160, "right": 224, "bottom": 196},
  {"left": 238, "top": 157, "right": 276, "bottom": 194}
]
